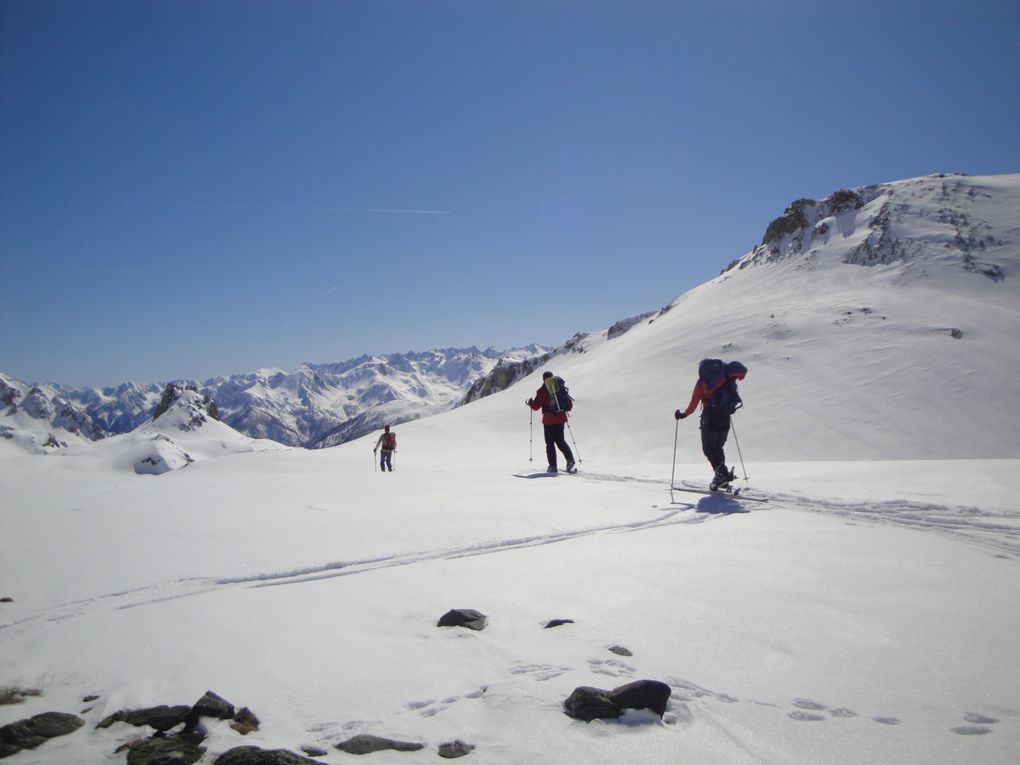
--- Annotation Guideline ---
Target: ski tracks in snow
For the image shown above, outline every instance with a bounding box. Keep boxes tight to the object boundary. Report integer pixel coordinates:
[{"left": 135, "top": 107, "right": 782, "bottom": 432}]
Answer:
[
  {"left": 0, "top": 485, "right": 722, "bottom": 647},
  {"left": 3, "top": 471, "right": 1017, "bottom": 648}
]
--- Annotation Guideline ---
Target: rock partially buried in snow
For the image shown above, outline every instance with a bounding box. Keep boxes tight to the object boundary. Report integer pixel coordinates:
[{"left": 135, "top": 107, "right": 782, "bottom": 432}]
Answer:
[
  {"left": 125, "top": 735, "right": 206, "bottom": 765},
  {"left": 437, "top": 608, "right": 487, "bottom": 631},
  {"left": 214, "top": 746, "right": 327, "bottom": 764},
  {"left": 335, "top": 734, "right": 425, "bottom": 754},
  {"left": 564, "top": 679, "right": 672, "bottom": 722},
  {"left": 0, "top": 711, "right": 85, "bottom": 758},
  {"left": 438, "top": 739, "right": 475, "bottom": 758}
]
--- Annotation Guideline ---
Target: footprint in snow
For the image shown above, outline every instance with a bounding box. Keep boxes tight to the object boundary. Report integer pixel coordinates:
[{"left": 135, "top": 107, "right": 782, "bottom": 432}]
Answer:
[
  {"left": 587, "top": 657, "right": 636, "bottom": 678},
  {"left": 951, "top": 712, "right": 999, "bottom": 736}
]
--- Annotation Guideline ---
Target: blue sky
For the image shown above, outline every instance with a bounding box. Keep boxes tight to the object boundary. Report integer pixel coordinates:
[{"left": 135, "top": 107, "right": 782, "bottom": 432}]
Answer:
[{"left": 2, "top": 0, "right": 1018, "bottom": 387}]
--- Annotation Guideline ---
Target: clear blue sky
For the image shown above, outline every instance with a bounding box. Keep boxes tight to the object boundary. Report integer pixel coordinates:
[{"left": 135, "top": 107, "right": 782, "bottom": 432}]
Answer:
[{"left": 2, "top": 0, "right": 1018, "bottom": 387}]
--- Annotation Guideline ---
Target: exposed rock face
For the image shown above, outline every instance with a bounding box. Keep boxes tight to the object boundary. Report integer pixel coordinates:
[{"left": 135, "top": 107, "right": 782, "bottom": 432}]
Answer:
[
  {"left": 744, "top": 174, "right": 1008, "bottom": 281},
  {"left": 153, "top": 384, "right": 220, "bottom": 426},
  {"left": 461, "top": 353, "right": 551, "bottom": 405}
]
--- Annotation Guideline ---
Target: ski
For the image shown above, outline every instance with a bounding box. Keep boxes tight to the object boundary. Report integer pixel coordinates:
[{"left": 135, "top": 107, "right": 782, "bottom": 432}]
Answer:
[{"left": 673, "top": 480, "right": 769, "bottom": 502}]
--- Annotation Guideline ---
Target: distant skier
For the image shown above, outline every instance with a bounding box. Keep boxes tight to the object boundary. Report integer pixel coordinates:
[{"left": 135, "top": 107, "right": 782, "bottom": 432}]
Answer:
[
  {"left": 675, "top": 359, "right": 747, "bottom": 490},
  {"left": 527, "top": 371, "right": 576, "bottom": 474},
  {"left": 374, "top": 425, "right": 396, "bottom": 472}
]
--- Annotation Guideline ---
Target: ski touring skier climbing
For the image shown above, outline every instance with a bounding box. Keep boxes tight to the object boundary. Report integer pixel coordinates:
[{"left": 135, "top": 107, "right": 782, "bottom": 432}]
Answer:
[
  {"left": 675, "top": 359, "right": 747, "bottom": 490},
  {"left": 374, "top": 424, "right": 397, "bottom": 472},
  {"left": 527, "top": 371, "right": 576, "bottom": 474}
]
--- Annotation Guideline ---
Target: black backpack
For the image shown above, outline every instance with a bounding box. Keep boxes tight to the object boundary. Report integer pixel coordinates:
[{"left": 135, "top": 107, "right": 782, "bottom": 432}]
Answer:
[
  {"left": 699, "top": 359, "right": 746, "bottom": 415},
  {"left": 545, "top": 375, "right": 574, "bottom": 413}
]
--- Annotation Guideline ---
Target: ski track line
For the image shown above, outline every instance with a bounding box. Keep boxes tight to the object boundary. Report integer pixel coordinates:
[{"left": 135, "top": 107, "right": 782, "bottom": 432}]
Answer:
[
  {"left": 0, "top": 502, "right": 719, "bottom": 647},
  {"left": 756, "top": 488, "right": 1020, "bottom": 557},
  {"left": 5, "top": 473, "right": 1016, "bottom": 646},
  {"left": 586, "top": 466, "right": 1020, "bottom": 558}
]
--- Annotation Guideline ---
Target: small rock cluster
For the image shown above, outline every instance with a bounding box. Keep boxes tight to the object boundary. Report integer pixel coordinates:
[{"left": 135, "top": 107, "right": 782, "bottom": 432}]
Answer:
[{"left": 2, "top": 609, "right": 673, "bottom": 762}]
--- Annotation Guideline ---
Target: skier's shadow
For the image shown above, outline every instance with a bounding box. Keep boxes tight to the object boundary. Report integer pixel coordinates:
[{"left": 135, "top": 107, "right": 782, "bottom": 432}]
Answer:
[
  {"left": 696, "top": 495, "right": 750, "bottom": 515},
  {"left": 671, "top": 493, "right": 749, "bottom": 515}
]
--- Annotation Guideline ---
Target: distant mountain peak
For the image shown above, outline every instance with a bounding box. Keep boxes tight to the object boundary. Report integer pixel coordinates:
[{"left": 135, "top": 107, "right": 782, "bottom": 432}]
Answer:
[
  {"left": 152, "top": 383, "right": 221, "bottom": 431},
  {"left": 739, "top": 172, "right": 1009, "bottom": 281}
]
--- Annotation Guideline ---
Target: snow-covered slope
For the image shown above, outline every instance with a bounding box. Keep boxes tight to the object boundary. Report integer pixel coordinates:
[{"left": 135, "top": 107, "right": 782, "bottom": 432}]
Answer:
[{"left": 458, "top": 171, "right": 1018, "bottom": 465}]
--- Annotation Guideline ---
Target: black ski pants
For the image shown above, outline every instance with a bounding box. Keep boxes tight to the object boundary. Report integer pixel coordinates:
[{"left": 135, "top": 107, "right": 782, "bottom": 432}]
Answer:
[
  {"left": 543, "top": 423, "right": 574, "bottom": 469},
  {"left": 700, "top": 414, "right": 731, "bottom": 470}
]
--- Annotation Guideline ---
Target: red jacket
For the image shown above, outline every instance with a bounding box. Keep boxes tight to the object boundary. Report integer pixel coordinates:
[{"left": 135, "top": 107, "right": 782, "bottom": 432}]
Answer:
[
  {"left": 528, "top": 384, "right": 569, "bottom": 425},
  {"left": 679, "top": 380, "right": 711, "bottom": 419}
]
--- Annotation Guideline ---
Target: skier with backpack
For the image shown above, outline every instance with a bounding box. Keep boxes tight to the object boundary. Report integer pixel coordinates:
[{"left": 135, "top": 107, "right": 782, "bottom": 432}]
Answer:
[
  {"left": 526, "top": 371, "right": 576, "bottom": 474},
  {"left": 374, "top": 424, "right": 397, "bottom": 472},
  {"left": 675, "top": 359, "right": 747, "bottom": 490}
]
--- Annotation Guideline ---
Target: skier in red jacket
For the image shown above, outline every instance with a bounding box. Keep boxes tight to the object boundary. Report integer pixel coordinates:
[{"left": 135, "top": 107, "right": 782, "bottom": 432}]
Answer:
[
  {"left": 527, "top": 372, "right": 576, "bottom": 474},
  {"left": 676, "top": 360, "right": 747, "bottom": 490}
]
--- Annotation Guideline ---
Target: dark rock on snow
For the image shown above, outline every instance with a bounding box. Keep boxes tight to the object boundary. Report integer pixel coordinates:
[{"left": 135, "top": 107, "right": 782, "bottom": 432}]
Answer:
[
  {"left": 0, "top": 711, "right": 85, "bottom": 758},
  {"left": 544, "top": 618, "right": 575, "bottom": 629},
  {"left": 563, "top": 686, "right": 622, "bottom": 722},
  {"left": 97, "top": 705, "right": 192, "bottom": 732},
  {"left": 437, "top": 608, "right": 487, "bottom": 631},
  {"left": 564, "top": 679, "right": 672, "bottom": 722},
  {"left": 438, "top": 739, "right": 476, "bottom": 758},
  {"left": 214, "top": 746, "right": 327, "bottom": 765},
  {"left": 335, "top": 734, "right": 425, "bottom": 754},
  {"left": 186, "top": 690, "right": 235, "bottom": 726},
  {"left": 125, "top": 735, "right": 206, "bottom": 765}
]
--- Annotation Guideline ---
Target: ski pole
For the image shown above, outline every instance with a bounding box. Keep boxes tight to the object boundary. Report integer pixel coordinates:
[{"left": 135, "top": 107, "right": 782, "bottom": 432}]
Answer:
[
  {"left": 670, "top": 418, "right": 679, "bottom": 493},
  {"left": 565, "top": 419, "right": 582, "bottom": 463},
  {"left": 529, "top": 408, "right": 534, "bottom": 464},
  {"left": 731, "top": 420, "right": 748, "bottom": 482}
]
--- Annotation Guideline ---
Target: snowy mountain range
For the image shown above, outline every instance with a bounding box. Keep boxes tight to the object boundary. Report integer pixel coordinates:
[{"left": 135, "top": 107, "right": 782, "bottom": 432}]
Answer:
[
  {"left": 3, "top": 171, "right": 1017, "bottom": 463},
  {"left": 1, "top": 346, "right": 550, "bottom": 454}
]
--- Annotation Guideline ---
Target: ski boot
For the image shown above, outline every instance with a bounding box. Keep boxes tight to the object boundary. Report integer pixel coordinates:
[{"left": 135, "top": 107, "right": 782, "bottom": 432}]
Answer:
[
  {"left": 565, "top": 461, "right": 577, "bottom": 474},
  {"left": 709, "top": 465, "right": 736, "bottom": 491},
  {"left": 547, "top": 465, "right": 558, "bottom": 474}
]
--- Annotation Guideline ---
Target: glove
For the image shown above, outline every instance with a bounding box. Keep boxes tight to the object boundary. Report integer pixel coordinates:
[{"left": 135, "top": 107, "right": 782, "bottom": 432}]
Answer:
[{"left": 675, "top": 409, "right": 686, "bottom": 420}]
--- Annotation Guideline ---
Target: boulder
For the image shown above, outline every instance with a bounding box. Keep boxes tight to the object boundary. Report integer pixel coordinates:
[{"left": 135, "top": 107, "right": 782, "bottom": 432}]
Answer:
[
  {"left": 564, "top": 679, "right": 672, "bottom": 722},
  {"left": 608, "top": 680, "right": 672, "bottom": 717},
  {"left": 126, "top": 735, "right": 205, "bottom": 765},
  {"left": 563, "top": 686, "right": 621, "bottom": 722},
  {"left": 214, "top": 747, "right": 326, "bottom": 765},
  {"left": 437, "top": 609, "right": 487, "bottom": 631}
]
